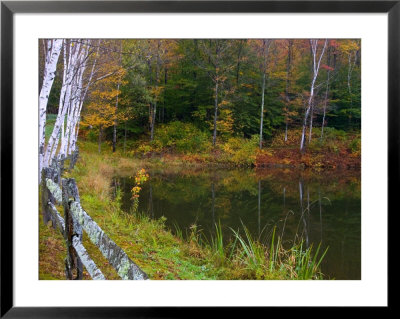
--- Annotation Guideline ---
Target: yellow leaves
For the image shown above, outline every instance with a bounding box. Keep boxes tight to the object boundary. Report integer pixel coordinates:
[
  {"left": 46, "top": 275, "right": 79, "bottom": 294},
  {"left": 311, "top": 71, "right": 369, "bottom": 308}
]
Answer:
[
  {"left": 131, "top": 168, "right": 149, "bottom": 199},
  {"left": 219, "top": 99, "right": 230, "bottom": 107},
  {"left": 149, "top": 86, "right": 165, "bottom": 99},
  {"left": 271, "top": 71, "right": 287, "bottom": 80},
  {"left": 82, "top": 101, "right": 117, "bottom": 129},
  {"left": 216, "top": 109, "right": 234, "bottom": 136},
  {"left": 338, "top": 40, "right": 360, "bottom": 54}
]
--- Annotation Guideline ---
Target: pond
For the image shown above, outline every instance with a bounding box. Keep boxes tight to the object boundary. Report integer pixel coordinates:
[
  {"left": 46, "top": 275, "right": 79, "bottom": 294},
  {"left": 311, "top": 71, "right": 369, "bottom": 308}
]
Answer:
[{"left": 115, "top": 166, "right": 361, "bottom": 280}]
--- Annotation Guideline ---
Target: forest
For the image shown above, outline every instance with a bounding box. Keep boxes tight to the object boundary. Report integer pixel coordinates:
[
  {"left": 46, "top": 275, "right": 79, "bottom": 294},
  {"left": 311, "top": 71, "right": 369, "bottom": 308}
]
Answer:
[
  {"left": 39, "top": 39, "right": 361, "bottom": 280},
  {"left": 40, "top": 39, "right": 361, "bottom": 170}
]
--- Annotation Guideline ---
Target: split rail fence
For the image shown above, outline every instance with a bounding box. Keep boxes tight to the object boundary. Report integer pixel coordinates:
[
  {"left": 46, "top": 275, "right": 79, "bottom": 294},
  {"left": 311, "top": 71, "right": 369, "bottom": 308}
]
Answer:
[{"left": 41, "top": 151, "right": 148, "bottom": 280}]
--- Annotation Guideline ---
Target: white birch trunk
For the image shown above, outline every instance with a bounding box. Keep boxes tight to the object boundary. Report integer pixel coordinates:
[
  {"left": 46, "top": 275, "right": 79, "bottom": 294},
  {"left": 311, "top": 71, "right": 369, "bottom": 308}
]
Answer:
[
  {"left": 321, "top": 68, "right": 331, "bottom": 139},
  {"left": 44, "top": 40, "right": 94, "bottom": 166},
  {"left": 39, "top": 39, "right": 63, "bottom": 180},
  {"left": 70, "top": 41, "right": 99, "bottom": 153},
  {"left": 61, "top": 42, "right": 88, "bottom": 157},
  {"left": 300, "top": 39, "right": 327, "bottom": 152}
]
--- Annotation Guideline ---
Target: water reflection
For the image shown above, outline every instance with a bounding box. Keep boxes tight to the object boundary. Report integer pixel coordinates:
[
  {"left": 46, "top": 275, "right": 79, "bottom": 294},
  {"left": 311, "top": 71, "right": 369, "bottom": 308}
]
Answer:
[{"left": 116, "top": 167, "right": 361, "bottom": 280}]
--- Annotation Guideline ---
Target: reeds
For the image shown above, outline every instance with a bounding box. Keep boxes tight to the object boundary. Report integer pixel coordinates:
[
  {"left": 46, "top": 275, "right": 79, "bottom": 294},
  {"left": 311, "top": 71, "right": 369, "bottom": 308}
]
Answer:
[{"left": 170, "top": 219, "right": 328, "bottom": 280}]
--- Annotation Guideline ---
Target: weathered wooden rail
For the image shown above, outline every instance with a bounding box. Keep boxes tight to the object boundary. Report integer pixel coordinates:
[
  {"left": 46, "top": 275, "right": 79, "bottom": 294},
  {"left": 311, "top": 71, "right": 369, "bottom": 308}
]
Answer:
[{"left": 41, "top": 151, "right": 148, "bottom": 280}]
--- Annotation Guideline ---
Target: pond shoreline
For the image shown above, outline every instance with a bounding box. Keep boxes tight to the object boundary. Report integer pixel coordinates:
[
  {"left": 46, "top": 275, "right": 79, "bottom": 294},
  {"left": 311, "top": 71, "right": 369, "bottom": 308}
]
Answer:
[
  {"left": 38, "top": 142, "right": 335, "bottom": 280},
  {"left": 134, "top": 150, "right": 361, "bottom": 171}
]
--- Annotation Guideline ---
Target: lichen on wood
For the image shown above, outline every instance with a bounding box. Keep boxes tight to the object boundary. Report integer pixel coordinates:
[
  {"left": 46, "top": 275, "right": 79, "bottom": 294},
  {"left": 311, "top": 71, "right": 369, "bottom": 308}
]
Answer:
[
  {"left": 47, "top": 201, "right": 104, "bottom": 280},
  {"left": 69, "top": 200, "right": 148, "bottom": 280},
  {"left": 72, "top": 237, "right": 105, "bottom": 280},
  {"left": 47, "top": 202, "right": 65, "bottom": 233},
  {"left": 46, "top": 178, "right": 62, "bottom": 204}
]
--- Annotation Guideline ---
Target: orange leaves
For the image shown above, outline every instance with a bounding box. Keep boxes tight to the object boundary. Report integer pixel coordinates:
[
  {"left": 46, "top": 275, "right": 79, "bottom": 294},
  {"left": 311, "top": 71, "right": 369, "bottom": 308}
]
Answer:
[
  {"left": 321, "top": 64, "right": 334, "bottom": 71},
  {"left": 82, "top": 40, "right": 128, "bottom": 131}
]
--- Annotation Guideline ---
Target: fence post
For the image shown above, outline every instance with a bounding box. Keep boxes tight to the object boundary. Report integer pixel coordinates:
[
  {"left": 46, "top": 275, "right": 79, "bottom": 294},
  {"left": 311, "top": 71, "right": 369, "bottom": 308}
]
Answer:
[
  {"left": 41, "top": 167, "right": 59, "bottom": 228},
  {"left": 41, "top": 168, "right": 51, "bottom": 225},
  {"left": 62, "top": 178, "right": 83, "bottom": 280},
  {"left": 69, "top": 147, "right": 79, "bottom": 170}
]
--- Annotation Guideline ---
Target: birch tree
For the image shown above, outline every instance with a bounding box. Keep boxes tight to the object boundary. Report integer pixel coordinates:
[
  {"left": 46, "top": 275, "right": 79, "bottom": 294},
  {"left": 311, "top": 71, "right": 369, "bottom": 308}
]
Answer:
[
  {"left": 343, "top": 40, "right": 360, "bottom": 108},
  {"left": 68, "top": 42, "right": 100, "bottom": 154},
  {"left": 43, "top": 39, "right": 92, "bottom": 167},
  {"left": 60, "top": 42, "right": 90, "bottom": 158},
  {"left": 284, "top": 39, "right": 293, "bottom": 142},
  {"left": 39, "top": 39, "right": 63, "bottom": 178},
  {"left": 300, "top": 39, "right": 327, "bottom": 152},
  {"left": 257, "top": 39, "right": 271, "bottom": 149},
  {"left": 112, "top": 41, "right": 123, "bottom": 152},
  {"left": 149, "top": 40, "right": 162, "bottom": 142},
  {"left": 320, "top": 45, "right": 334, "bottom": 139}
]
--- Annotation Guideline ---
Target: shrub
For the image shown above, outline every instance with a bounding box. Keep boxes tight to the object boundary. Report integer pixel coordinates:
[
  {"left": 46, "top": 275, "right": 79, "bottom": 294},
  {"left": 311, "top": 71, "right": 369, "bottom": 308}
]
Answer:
[
  {"left": 348, "top": 136, "right": 361, "bottom": 156},
  {"left": 154, "top": 121, "right": 211, "bottom": 154},
  {"left": 322, "top": 127, "right": 348, "bottom": 141},
  {"left": 221, "top": 135, "right": 258, "bottom": 166},
  {"left": 136, "top": 143, "right": 152, "bottom": 156}
]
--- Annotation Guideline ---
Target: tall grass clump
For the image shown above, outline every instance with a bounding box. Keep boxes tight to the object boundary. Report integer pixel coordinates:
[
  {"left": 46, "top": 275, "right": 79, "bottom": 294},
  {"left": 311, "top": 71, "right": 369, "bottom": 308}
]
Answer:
[
  {"left": 196, "top": 222, "right": 329, "bottom": 280},
  {"left": 289, "top": 242, "right": 329, "bottom": 280},
  {"left": 231, "top": 225, "right": 266, "bottom": 276}
]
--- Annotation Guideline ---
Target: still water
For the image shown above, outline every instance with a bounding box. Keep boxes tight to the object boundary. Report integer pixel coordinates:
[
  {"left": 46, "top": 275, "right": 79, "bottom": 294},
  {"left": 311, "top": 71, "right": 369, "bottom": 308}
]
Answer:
[{"left": 116, "top": 167, "right": 361, "bottom": 280}]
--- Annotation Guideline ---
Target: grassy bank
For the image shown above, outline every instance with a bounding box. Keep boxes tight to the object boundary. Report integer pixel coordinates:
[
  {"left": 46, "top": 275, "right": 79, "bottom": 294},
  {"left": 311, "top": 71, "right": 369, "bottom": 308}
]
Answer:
[{"left": 39, "top": 141, "right": 328, "bottom": 280}]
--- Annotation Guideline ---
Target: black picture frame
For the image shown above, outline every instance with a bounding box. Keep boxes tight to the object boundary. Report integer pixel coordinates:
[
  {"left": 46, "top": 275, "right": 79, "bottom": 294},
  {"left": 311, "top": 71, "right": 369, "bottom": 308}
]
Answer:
[{"left": 1, "top": 0, "right": 394, "bottom": 317}]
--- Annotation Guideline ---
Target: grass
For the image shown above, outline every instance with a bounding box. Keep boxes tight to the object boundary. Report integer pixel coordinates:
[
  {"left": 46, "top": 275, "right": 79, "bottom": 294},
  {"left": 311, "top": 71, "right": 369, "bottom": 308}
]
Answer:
[
  {"left": 39, "top": 213, "right": 68, "bottom": 280},
  {"left": 45, "top": 114, "right": 58, "bottom": 139},
  {"left": 39, "top": 139, "right": 329, "bottom": 280}
]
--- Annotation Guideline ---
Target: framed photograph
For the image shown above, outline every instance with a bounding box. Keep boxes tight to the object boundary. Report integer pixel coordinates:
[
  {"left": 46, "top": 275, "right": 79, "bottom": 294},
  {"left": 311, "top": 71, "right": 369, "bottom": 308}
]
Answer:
[{"left": 1, "top": 0, "right": 394, "bottom": 316}]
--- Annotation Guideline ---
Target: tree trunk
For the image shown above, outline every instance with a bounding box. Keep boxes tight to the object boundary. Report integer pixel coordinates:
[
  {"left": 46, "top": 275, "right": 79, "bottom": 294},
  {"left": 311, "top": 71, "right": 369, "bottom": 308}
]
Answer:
[
  {"left": 236, "top": 40, "right": 244, "bottom": 85},
  {"left": 70, "top": 40, "right": 99, "bottom": 154},
  {"left": 39, "top": 39, "right": 63, "bottom": 180},
  {"left": 212, "top": 81, "right": 219, "bottom": 147},
  {"left": 300, "top": 39, "right": 327, "bottom": 152},
  {"left": 300, "top": 102, "right": 311, "bottom": 152},
  {"left": 44, "top": 40, "right": 81, "bottom": 166},
  {"left": 259, "top": 40, "right": 268, "bottom": 149},
  {"left": 113, "top": 43, "right": 123, "bottom": 152},
  {"left": 285, "top": 122, "right": 288, "bottom": 142},
  {"left": 112, "top": 80, "right": 120, "bottom": 152},
  {"left": 308, "top": 101, "right": 314, "bottom": 144},
  {"left": 284, "top": 40, "right": 293, "bottom": 143},
  {"left": 163, "top": 67, "right": 168, "bottom": 123},
  {"left": 259, "top": 72, "right": 266, "bottom": 149},
  {"left": 123, "top": 122, "right": 127, "bottom": 154},
  {"left": 321, "top": 72, "right": 331, "bottom": 139},
  {"left": 150, "top": 101, "right": 157, "bottom": 141}
]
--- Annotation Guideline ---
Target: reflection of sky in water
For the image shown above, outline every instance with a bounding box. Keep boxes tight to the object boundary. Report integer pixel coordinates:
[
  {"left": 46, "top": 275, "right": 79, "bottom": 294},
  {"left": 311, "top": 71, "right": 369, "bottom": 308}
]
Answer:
[{"left": 115, "top": 168, "right": 361, "bottom": 280}]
